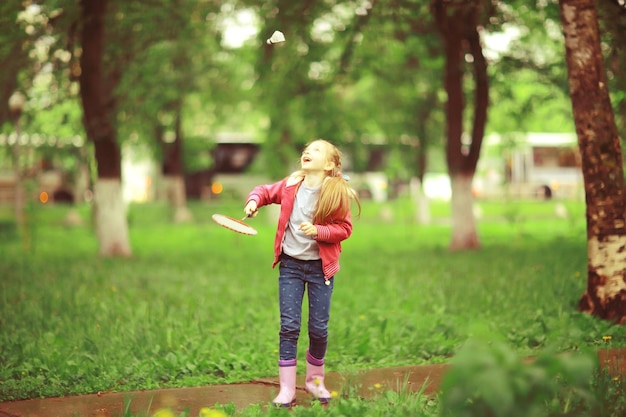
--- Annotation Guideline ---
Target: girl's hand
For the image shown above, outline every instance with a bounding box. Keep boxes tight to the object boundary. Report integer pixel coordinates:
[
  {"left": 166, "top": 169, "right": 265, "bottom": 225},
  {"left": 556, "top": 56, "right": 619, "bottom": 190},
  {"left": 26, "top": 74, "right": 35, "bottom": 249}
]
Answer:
[
  {"left": 244, "top": 201, "right": 258, "bottom": 217},
  {"left": 299, "top": 222, "right": 318, "bottom": 237}
]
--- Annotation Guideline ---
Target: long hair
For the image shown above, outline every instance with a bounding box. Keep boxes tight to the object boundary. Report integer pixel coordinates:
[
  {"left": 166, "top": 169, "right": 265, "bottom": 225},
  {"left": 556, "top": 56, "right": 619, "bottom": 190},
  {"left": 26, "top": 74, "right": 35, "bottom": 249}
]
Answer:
[{"left": 294, "top": 139, "right": 361, "bottom": 224}]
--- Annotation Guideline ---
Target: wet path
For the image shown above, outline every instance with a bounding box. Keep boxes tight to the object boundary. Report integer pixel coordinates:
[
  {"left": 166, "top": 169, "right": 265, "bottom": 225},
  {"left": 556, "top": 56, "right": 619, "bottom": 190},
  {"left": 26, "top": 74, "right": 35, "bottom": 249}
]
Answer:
[
  {"left": 2, "top": 349, "right": 624, "bottom": 417},
  {"left": 0, "top": 364, "right": 448, "bottom": 417}
]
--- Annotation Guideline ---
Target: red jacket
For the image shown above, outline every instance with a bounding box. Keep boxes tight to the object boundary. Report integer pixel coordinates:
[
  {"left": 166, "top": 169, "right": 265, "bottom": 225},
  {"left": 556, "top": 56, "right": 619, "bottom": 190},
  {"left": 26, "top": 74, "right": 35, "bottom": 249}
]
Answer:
[{"left": 246, "top": 175, "right": 353, "bottom": 278}]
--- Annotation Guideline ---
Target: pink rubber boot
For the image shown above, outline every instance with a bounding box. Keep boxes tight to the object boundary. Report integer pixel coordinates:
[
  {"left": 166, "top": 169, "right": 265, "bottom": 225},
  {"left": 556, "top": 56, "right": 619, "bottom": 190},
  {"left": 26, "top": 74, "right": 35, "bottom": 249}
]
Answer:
[
  {"left": 305, "top": 351, "right": 331, "bottom": 404},
  {"left": 272, "top": 360, "right": 297, "bottom": 408}
]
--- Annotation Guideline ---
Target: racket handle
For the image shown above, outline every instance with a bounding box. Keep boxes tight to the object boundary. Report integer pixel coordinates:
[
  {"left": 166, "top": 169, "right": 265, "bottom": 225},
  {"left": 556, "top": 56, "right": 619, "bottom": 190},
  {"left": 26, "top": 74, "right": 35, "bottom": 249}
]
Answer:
[{"left": 243, "top": 208, "right": 257, "bottom": 219}]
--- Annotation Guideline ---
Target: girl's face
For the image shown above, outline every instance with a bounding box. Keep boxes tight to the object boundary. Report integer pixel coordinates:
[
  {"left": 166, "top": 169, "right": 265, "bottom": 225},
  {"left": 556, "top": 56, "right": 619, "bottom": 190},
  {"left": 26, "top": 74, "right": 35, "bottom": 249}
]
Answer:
[{"left": 301, "top": 141, "right": 335, "bottom": 173}]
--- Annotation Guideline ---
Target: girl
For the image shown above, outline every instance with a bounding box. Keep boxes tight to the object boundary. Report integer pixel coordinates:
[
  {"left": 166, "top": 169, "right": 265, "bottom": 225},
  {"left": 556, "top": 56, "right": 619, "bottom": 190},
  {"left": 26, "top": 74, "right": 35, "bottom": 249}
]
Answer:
[{"left": 244, "top": 139, "right": 360, "bottom": 407}]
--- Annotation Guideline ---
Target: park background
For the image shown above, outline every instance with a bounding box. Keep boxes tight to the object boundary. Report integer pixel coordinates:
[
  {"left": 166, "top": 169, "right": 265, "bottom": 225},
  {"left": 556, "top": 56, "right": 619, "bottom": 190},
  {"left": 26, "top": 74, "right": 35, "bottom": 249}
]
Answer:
[{"left": 2, "top": 0, "right": 626, "bottom": 416}]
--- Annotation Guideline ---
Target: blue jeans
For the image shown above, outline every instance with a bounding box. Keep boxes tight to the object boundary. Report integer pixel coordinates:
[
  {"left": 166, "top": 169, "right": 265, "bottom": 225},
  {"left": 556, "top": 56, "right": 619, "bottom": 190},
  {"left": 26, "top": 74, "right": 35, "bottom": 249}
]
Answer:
[{"left": 278, "top": 254, "right": 334, "bottom": 361}]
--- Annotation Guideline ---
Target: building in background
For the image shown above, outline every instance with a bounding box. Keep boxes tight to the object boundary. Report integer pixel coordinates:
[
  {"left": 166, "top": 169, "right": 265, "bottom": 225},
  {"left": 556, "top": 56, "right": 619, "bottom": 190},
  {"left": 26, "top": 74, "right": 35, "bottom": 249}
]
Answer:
[{"left": 474, "top": 132, "right": 583, "bottom": 200}]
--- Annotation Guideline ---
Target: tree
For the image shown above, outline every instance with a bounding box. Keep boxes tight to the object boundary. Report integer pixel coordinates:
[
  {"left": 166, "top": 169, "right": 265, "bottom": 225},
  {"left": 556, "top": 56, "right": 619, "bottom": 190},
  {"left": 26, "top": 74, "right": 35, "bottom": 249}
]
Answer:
[
  {"left": 0, "top": 3, "right": 33, "bottom": 130},
  {"left": 432, "top": 0, "right": 491, "bottom": 250},
  {"left": 78, "top": 0, "right": 131, "bottom": 256},
  {"left": 346, "top": 1, "right": 444, "bottom": 181},
  {"left": 559, "top": 0, "right": 626, "bottom": 324},
  {"left": 77, "top": 0, "right": 224, "bottom": 248},
  {"left": 158, "top": 99, "right": 192, "bottom": 223}
]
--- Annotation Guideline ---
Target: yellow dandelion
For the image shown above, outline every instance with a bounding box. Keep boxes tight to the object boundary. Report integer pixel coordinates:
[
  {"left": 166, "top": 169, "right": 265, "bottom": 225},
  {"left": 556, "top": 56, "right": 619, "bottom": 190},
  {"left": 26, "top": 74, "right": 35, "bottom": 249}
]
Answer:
[
  {"left": 331, "top": 390, "right": 339, "bottom": 398},
  {"left": 199, "top": 407, "right": 228, "bottom": 417},
  {"left": 313, "top": 377, "right": 321, "bottom": 386},
  {"left": 152, "top": 408, "right": 175, "bottom": 417},
  {"left": 373, "top": 383, "right": 383, "bottom": 389},
  {"left": 602, "top": 335, "right": 612, "bottom": 343}
]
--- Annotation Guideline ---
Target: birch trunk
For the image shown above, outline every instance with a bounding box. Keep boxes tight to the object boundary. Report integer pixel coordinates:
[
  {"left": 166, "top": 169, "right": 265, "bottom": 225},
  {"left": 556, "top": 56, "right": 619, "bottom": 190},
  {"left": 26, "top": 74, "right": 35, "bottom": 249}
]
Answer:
[
  {"left": 432, "top": 0, "right": 488, "bottom": 250},
  {"left": 93, "top": 179, "right": 131, "bottom": 257},
  {"left": 410, "top": 177, "right": 431, "bottom": 225},
  {"left": 162, "top": 175, "right": 193, "bottom": 223},
  {"left": 560, "top": 0, "right": 626, "bottom": 323},
  {"left": 79, "top": 0, "right": 132, "bottom": 257},
  {"left": 449, "top": 174, "right": 479, "bottom": 250}
]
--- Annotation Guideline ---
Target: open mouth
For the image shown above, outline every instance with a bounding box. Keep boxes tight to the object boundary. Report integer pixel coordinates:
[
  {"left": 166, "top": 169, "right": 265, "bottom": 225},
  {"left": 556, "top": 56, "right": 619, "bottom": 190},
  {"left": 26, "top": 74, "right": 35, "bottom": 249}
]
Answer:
[{"left": 302, "top": 157, "right": 312, "bottom": 163}]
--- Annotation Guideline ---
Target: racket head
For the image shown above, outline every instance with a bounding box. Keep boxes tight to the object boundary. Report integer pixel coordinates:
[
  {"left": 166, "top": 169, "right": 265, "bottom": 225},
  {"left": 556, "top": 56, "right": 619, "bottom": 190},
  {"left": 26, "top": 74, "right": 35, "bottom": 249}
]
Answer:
[{"left": 212, "top": 214, "right": 258, "bottom": 236}]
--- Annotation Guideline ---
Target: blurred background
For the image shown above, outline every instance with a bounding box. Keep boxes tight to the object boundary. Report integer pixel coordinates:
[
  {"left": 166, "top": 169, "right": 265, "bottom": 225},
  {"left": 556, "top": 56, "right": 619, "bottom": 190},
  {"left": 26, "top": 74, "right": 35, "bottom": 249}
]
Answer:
[{"left": 0, "top": 0, "right": 624, "bottom": 251}]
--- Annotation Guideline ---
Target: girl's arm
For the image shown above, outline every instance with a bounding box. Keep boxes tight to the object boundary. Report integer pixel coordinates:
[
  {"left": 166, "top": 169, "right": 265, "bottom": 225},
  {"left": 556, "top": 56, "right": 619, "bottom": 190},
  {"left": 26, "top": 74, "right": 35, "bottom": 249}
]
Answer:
[
  {"left": 314, "top": 214, "right": 353, "bottom": 243},
  {"left": 246, "top": 179, "right": 287, "bottom": 209}
]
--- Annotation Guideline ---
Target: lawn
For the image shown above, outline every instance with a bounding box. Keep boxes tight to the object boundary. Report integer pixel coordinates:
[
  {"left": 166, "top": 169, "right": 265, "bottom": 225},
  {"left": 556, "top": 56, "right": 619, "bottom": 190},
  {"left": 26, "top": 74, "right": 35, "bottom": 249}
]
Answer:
[{"left": 1, "top": 196, "right": 624, "bottom": 407}]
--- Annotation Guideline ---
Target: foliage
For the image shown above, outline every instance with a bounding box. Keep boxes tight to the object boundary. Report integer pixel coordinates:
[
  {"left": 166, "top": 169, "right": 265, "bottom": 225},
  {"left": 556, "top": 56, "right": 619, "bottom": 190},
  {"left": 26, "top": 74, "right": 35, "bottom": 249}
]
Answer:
[
  {"left": 440, "top": 333, "right": 599, "bottom": 417},
  {"left": 0, "top": 1, "right": 82, "bottom": 131},
  {"left": 113, "top": 1, "right": 228, "bottom": 150},
  {"left": 0, "top": 2, "right": 40, "bottom": 128},
  {"left": 341, "top": 0, "right": 445, "bottom": 178},
  {"left": 2, "top": 0, "right": 608, "bottom": 184},
  {"left": 596, "top": 0, "right": 626, "bottom": 138},
  {"left": 486, "top": 1, "right": 575, "bottom": 134}
]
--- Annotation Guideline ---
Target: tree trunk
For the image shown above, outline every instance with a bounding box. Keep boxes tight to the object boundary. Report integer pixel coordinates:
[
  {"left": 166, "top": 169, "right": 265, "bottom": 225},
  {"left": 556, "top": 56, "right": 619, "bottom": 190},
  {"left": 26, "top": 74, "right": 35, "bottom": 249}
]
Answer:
[
  {"left": 432, "top": 0, "right": 488, "bottom": 251},
  {"left": 79, "top": 0, "right": 131, "bottom": 256},
  {"left": 93, "top": 179, "right": 131, "bottom": 256},
  {"left": 450, "top": 174, "right": 479, "bottom": 249},
  {"left": 160, "top": 106, "right": 193, "bottom": 223},
  {"left": 560, "top": 0, "right": 626, "bottom": 323},
  {"left": 169, "top": 176, "right": 193, "bottom": 223}
]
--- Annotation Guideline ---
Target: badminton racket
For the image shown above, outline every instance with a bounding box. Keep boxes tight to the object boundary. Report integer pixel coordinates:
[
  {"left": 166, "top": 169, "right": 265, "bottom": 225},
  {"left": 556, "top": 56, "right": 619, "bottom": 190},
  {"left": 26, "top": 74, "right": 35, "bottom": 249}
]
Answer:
[{"left": 212, "top": 213, "right": 258, "bottom": 236}]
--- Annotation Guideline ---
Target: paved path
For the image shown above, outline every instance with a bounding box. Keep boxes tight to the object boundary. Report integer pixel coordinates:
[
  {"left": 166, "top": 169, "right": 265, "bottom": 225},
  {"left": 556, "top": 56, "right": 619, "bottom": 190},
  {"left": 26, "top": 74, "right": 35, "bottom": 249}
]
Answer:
[
  {"left": 2, "top": 348, "right": 623, "bottom": 417},
  {"left": 0, "top": 364, "right": 449, "bottom": 417}
]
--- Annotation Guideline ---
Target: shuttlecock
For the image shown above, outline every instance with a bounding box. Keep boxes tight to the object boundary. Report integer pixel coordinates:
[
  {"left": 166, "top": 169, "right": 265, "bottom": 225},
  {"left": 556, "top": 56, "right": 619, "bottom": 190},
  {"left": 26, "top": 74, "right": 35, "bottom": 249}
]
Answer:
[{"left": 266, "top": 30, "right": 285, "bottom": 44}]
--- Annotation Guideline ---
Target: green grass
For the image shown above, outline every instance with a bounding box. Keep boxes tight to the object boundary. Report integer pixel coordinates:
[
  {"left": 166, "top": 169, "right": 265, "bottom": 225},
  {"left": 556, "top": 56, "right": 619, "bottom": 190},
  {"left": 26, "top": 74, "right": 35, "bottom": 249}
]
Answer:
[{"left": 0, "top": 197, "right": 624, "bottom": 409}]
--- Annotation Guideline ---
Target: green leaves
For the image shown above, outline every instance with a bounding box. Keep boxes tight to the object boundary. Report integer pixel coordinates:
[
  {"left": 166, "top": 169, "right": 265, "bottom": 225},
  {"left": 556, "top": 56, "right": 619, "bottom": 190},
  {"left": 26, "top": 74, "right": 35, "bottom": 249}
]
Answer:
[{"left": 439, "top": 336, "right": 600, "bottom": 417}]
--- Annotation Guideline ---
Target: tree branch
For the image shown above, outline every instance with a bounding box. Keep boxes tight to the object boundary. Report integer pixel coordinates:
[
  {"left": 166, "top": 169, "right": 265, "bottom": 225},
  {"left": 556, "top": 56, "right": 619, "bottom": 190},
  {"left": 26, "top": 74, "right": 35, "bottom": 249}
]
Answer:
[{"left": 336, "top": 0, "right": 377, "bottom": 77}]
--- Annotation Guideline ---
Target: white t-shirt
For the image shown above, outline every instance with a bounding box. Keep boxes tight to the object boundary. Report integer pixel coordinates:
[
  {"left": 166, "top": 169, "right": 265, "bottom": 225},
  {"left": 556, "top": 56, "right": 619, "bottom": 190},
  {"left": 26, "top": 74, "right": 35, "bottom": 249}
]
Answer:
[{"left": 282, "top": 184, "right": 321, "bottom": 260}]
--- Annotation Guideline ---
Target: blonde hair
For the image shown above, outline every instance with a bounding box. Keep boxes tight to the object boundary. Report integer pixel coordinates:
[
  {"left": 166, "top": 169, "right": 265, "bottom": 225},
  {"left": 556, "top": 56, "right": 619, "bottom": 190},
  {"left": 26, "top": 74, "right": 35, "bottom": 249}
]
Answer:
[{"left": 295, "top": 139, "right": 361, "bottom": 224}]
